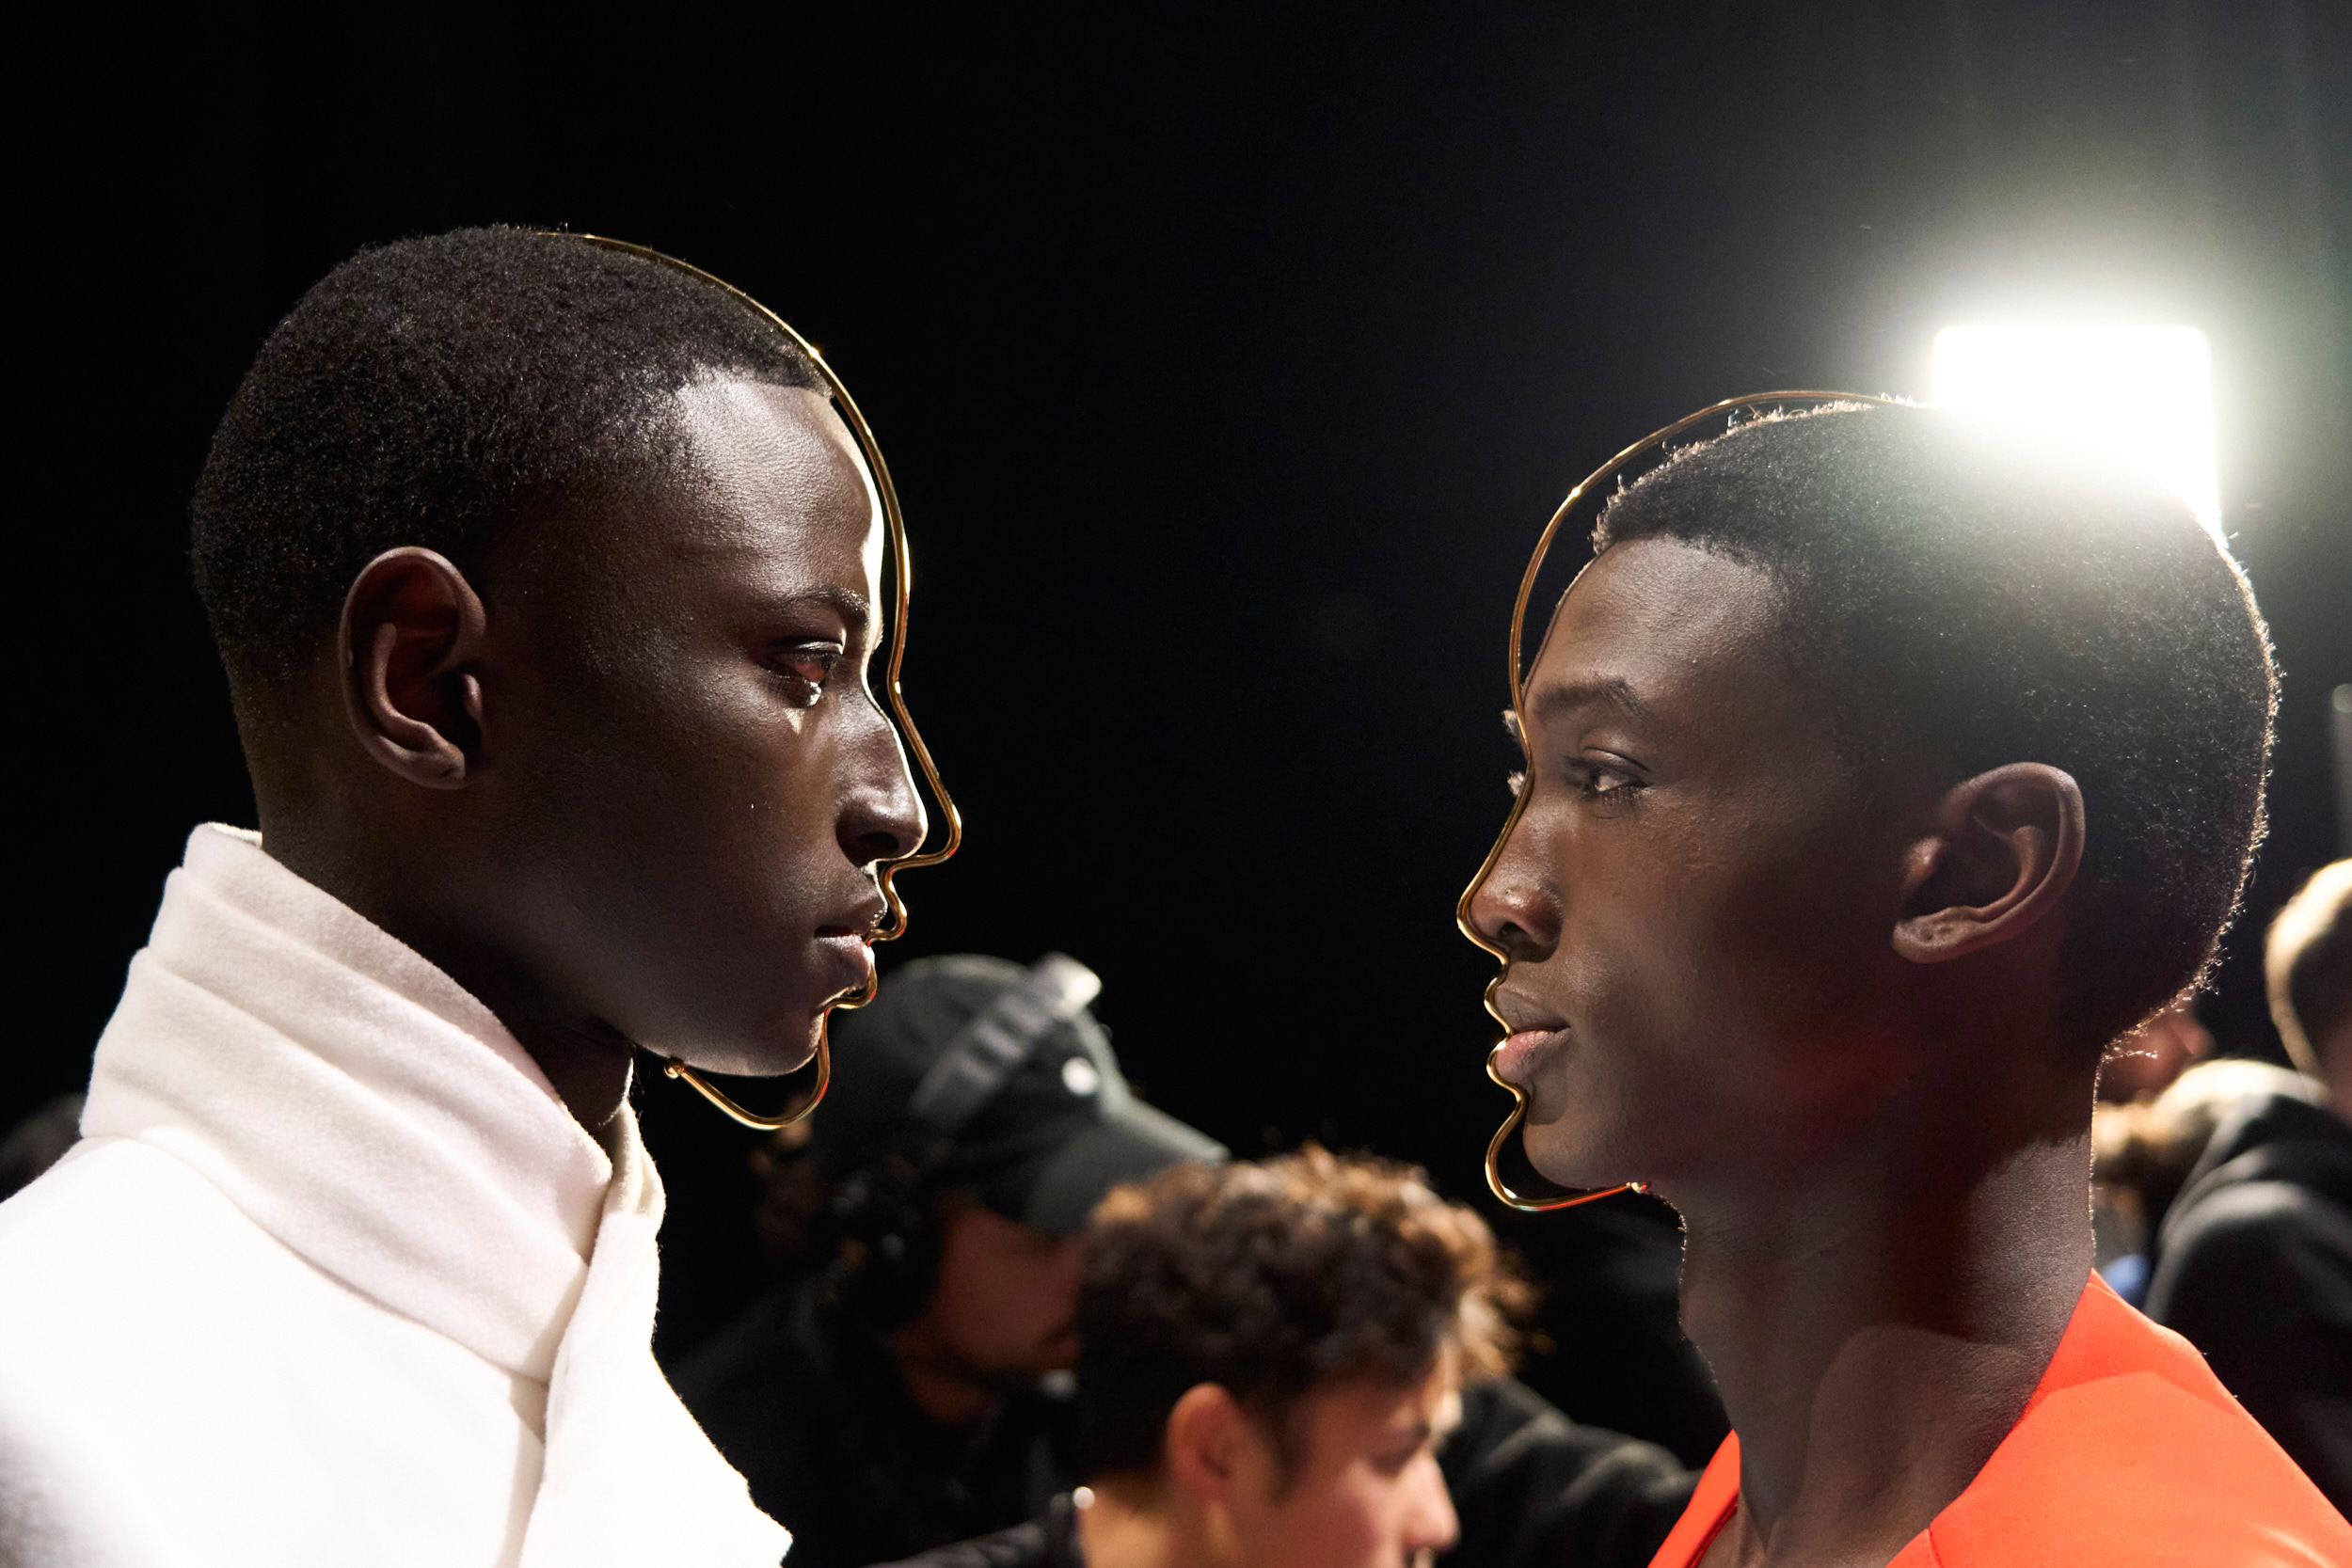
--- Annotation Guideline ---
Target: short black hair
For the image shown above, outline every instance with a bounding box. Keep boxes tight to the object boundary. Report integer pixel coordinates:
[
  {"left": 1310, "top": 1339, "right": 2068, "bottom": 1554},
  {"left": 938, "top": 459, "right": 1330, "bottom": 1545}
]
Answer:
[
  {"left": 1074, "top": 1148, "right": 1530, "bottom": 1480},
  {"left": 1592, "top": 404, "right": 2275, "bottom": 1053},
  {"left": 192, "top": 226, "right": 822, "bottom": 691}
]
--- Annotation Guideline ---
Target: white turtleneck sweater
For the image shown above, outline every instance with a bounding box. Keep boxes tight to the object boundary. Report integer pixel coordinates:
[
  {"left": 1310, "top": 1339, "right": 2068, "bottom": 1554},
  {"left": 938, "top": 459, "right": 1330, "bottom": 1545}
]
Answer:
[{"left": 0, "top": 825, "right": 788, "bottom": 1568}]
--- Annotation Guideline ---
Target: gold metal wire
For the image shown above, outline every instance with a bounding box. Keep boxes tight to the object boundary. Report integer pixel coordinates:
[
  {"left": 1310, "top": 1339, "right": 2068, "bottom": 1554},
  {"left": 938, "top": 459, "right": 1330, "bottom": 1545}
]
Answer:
[
  {"left": 557, "top": 234, "right": 964, "bottom": 1132},
  {"left": 1459, "top": 389, "right": 1904, "bottom": 1209}
]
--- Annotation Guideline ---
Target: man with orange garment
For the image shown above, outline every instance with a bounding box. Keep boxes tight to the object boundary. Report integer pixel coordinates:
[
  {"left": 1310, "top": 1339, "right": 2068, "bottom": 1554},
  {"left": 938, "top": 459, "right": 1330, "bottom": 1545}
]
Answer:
[{"left": 1464, "top": 404, "right": 2352, "bottom": 1564}]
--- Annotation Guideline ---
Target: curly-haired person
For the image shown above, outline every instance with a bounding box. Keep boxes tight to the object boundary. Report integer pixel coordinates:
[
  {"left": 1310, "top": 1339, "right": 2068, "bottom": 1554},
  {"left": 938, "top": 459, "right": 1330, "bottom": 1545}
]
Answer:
[{"left": 883, "top": 1148, "right": 1692, "bottom": 1568}]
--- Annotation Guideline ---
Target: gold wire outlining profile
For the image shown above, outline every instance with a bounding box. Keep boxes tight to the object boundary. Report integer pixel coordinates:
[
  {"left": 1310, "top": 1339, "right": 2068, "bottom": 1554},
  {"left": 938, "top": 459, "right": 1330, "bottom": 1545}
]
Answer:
[
  {"left": 553, "top": 233, "right": 964, "bottom": 1132},
  {"left": 1459, "top": 389, "right": 1905, "bottom": 1210}
]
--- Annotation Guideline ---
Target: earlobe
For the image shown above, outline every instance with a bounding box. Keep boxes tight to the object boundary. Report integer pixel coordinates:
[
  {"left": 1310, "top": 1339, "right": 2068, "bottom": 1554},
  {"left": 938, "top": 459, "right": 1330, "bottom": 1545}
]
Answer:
[
  {"left": 338, "top": 547, "right": 490, "bottom": 790},
  {"left": 1892, "top": 763, "right": 2085, "bottom": 965}
]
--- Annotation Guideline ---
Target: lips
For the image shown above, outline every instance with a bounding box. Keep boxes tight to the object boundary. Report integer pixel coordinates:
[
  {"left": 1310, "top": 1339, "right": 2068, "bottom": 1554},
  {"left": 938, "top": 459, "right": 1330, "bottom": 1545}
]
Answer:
[
  {"left": 1494, "top": 1026, "right": 1568, "bottom": 1086},
  {"left": 813, "top": 927, "right": 877, "bottom": 1004},
  {"left": 1491, "top": 990, "right": 1568, "bottom": 1085}
]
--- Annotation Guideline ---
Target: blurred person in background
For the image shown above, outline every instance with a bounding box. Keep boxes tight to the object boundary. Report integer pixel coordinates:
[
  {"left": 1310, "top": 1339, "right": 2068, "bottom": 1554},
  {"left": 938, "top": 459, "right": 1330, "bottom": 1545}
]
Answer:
[
  {"left": 886, "top": 1148, "right": 1692, "bottom": 1568},
  {"left": 674, "top": 954, "right": 1228, "bottom": 1568},
  {"left": 2085, "top": 999, "right": 2213, "bottom": 1301},
  {"left": 0, "top": 1095, "right": 85, "bottom": 1204},
  {"left": 2139, "top": 861, "right": 2352, "bottom": 1512},
  {"left": 2090, "top": 1058, "right": 2325, "bottom": 1306},
  {"left": 2095, "top": 998, "right": 2213, "bottom": 1106}
]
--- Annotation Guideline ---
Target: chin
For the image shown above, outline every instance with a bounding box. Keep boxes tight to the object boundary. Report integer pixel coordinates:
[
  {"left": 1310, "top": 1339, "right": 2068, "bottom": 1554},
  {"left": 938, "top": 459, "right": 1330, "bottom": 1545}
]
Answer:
[
  {"left": 1521, "top": 1101, "right": 1640, "bottom": 1191},
  {"left": 657, "top": 1001, "right": 825, "bottom": 1079}
]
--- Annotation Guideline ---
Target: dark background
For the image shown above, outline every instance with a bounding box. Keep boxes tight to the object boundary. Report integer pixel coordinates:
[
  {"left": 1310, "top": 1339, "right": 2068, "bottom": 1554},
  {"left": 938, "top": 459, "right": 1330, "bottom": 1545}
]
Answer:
[{"left": 16, "top": 2, "right": 2347, "bottom": 1463}]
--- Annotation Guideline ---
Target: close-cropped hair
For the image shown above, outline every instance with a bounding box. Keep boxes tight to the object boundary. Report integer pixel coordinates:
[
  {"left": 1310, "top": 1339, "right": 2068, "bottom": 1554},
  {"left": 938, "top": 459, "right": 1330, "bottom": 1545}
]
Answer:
[
  {"left": 2267, "top": 861, "right": 2352, "bottom": 1078},
  {"left": 191, "top": 226, "right": 821, "bottom": 695},
  {"left": 1073, "top": 1147, "right": 1531, "bottom": 1479},
  {"left": 1592, "top": 404, "right": 2277, "bottom": 1053}
]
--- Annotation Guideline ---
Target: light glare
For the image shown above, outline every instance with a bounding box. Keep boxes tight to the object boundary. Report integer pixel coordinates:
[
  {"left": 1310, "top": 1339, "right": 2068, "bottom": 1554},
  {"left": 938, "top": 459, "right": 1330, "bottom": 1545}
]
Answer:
[{"left": 1931, "top": 325, "right": 2219, "bottom": 538}]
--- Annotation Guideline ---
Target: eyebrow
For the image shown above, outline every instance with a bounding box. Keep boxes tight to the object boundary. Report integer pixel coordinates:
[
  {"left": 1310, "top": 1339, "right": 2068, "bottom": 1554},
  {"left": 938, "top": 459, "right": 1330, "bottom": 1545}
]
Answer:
[
  {"left": 748, "top": 587, "right": 873, "bottom": 633},
  {"left": 1528, "top": 676, "right": 1651, "bottom": 728}
]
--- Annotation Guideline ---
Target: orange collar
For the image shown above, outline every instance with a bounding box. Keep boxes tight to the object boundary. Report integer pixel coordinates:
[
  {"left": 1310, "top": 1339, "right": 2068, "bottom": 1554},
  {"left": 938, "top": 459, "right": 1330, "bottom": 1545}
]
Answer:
[{"left": 1647, "top": 1273, "right": 2351, "bottom": 1567}]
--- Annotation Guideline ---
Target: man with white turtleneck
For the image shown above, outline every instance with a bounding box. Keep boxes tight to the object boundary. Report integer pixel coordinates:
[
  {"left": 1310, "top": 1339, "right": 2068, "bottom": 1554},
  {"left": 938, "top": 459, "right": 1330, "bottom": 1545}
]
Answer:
[{"left": 0, "top": 228, "right": 933, "bottom": 1567}]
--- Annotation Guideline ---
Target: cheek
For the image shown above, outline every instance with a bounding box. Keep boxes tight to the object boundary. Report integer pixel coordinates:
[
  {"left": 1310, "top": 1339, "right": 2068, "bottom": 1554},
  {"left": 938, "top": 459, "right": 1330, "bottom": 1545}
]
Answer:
[
  {"left": 1253, "top": 1479, "right": 1385, "bottom": 1568},
  {"left": 932, "top": 1243, "right": 1061, "bottom": 1357},
  {"left": 1583, "top": 788, "right": 1868, "bottom": 1030},
  {"left": 1518, "top": 815, "right": 1839, "bottom": 1174}
]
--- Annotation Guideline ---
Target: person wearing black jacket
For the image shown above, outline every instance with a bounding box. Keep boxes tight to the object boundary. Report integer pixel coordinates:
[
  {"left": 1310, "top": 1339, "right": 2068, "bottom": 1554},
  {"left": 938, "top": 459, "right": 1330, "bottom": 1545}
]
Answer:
[
  {"left": 2145, "top": 860, "right": 2352, "bottom": 1513},
  {"left": 674, "top": 954, "right": 1224, "bottom": 1568}
]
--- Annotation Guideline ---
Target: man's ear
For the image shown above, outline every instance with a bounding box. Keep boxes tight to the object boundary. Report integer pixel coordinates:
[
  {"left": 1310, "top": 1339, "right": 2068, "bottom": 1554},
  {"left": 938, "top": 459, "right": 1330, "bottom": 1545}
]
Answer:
[
  {"left": 1163, "top": 1383, "right": 1250, "bottom": 1507},
  {"left": 1892, "top": 763, "right": 2085, "bottom": 965},
  {"left": 338, "top": 547, "right": 489, "bottom": 789}
]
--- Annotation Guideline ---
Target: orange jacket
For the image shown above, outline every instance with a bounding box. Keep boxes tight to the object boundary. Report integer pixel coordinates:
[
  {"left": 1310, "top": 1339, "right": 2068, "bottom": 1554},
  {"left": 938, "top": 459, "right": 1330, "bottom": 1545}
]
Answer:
[{"left": 1649, "top": 1274, "right": 2351, "bottom": 1566}]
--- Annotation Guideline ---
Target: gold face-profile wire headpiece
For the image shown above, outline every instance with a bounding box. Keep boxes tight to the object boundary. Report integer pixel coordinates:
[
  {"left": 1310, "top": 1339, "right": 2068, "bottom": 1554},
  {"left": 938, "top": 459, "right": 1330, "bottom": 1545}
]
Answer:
[
  {"left": 555, "top": 232, "right": 963, "bottom": 1131},
  {"left": 1458, "top": 388, "right": 1904, "bottom": 1210}
]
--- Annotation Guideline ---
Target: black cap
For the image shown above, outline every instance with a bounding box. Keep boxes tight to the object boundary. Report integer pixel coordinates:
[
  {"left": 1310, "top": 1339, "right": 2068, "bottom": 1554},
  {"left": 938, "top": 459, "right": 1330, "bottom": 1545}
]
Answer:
[{"left": 815, "top": 954, "right": 1227, "bottom": 1235}]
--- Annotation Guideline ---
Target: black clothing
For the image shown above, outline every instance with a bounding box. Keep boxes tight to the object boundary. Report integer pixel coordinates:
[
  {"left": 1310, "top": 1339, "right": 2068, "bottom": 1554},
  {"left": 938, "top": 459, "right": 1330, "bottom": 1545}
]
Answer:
[
  {"left": 673, "top": 1277, "right": 1075, "bottom": 1568},
  {"left": 2145, "top": 1089, "right": 2352, "bottom": 1514},
  {"left": 1439, "top": 1376, "right": 1694, "bottom": 1568},
  {"left": 877, "top": 1379, "right": 1693, "bottom": 1568},
  {"left": 879, "top": 1493, "right": 1087, "bottom": 1568}
]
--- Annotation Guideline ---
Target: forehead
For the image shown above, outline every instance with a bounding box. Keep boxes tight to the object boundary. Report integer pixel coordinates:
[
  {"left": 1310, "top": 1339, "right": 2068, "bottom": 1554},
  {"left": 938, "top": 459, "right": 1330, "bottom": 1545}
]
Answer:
[
  {"left": 1523, "top": 538, "right": 1790, "bottom": 734},
  {"left": 1291, "top": 1356, "right": 1459, "bottom": 1464},
  {"left": 657, "top": 376, "right": 882, "bottom": 579}
]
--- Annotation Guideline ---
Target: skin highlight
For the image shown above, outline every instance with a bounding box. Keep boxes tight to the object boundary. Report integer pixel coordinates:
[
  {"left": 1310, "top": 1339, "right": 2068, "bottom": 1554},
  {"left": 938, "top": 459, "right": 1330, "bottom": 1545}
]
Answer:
[
  {"left": 1470, "top": 538, "right": 2096, "bottom": 1567},
  {"left": 246, "top": 379, "right": 925, "bottom": 1133},
  {"left": 1076, "top": 1352, "right": 1463, "bottom": 1568}
]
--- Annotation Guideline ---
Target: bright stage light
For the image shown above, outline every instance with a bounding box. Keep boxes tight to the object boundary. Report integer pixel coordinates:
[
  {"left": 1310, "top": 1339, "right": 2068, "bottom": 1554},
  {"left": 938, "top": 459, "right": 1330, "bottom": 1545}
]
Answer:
[{"left": 1931, "top": 325, "right": 2219, "bottom": 538}]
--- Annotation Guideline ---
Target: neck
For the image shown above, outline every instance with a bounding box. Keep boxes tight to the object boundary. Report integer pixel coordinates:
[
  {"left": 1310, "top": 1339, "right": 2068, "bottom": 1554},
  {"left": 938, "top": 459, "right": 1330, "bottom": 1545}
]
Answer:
[
  {"left": 256, "top": 809, "right": 637, "bottom": 1134},
  {"left": 1668, "top": 1057, "right": 2095, "bottom": 1565},
  {"left": 1074, "top": 1479, "right": 1207, "bottom": 1568}
]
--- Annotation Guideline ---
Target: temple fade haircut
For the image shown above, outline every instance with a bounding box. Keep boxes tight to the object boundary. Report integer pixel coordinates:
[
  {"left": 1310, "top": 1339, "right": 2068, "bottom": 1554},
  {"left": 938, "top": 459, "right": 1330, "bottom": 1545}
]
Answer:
[
  {"left": 1074, "top": 1147, "right": 1531, "bottom": 1480},
  {"left": 1592, "top": 404, "right": 2277, "bottom": 1053},
  {"left": 191, "top": 226, "right": 822, "bottom": 694}
]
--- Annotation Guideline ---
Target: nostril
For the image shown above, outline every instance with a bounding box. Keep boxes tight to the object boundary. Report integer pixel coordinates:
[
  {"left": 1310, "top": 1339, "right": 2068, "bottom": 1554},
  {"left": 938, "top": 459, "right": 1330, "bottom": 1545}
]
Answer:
[{"left": 843, "top": 828, "right": 905, "bottom": 866}]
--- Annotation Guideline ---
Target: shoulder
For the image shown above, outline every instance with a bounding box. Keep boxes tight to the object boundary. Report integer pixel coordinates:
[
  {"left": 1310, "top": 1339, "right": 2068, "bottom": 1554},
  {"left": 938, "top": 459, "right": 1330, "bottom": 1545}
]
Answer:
[
  {"left": 1440, "top": 1379, "right": 1695, "bottom": 1568},
  {"left": 873, "top": 1519, "right": 1055, "bottom": 1568},
  {"left": 2148, "top": 1171, "right": 2352, "bottom": 1341},
  {"left": 669, "top": 1280, "right": 830, "bottom": 1411},
  {"left": 0, "top": 1136, "right": 346, "bottom": 1350},
  {"left": 0, "top": 1137, "right": 535, "bottom": 1563},
  {"left": 668, "top": 1280, "right": 861, "bottom": 1503},
  {"left": 2161, "top": 1177, "right": 2352, "bottom": 1275},
  {"left": 1443, "top": 1375, "right": 1690, "bottom": 1499},
  {"left": 1924, "top": 1285, "right": 2352, "bottom": 1566},
  {"left": 0, "top": 1137, "right": 254, "bottom": 1322}
]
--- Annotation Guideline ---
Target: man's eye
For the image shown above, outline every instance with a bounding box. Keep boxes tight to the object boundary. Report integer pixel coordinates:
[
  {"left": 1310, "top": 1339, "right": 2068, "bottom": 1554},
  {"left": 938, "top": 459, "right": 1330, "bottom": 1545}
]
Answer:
[
  {"left": 771, "top": 641, "right": 843, "bottom": 702},
  {"left": 1564, "top": 757, "right": 1645, "bottom": 806}
]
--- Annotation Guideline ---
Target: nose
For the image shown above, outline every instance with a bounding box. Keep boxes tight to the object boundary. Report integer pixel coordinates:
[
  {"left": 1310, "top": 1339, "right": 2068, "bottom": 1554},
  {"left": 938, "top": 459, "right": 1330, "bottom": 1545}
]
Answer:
[
  {"left": 837, "top": 702, "right": 928, "bottom": 867},
  {"left": 1399, "top": 1454, "right": 1459, "bottom": 1561},
  {"left": 1466, "top": 813, "right": 1561, "bottom": 959}
]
